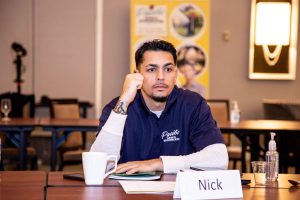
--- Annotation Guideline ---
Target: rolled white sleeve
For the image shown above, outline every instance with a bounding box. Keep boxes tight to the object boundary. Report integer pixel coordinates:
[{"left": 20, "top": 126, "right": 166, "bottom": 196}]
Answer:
[
  {"left": 161, "top": 143, "right": 228, "bottom": 173},
  {"left": 102, "top": 111, "right": 127, "bottom": 136},
  {"left": 90, "top": 111, "right": 127, "bottom": 157}
]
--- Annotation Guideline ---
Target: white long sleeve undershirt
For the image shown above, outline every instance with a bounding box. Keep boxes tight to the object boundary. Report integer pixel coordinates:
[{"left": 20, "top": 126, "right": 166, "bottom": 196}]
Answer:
[{"left": 90, "top": 111, "right": 228, "bottom": 173}]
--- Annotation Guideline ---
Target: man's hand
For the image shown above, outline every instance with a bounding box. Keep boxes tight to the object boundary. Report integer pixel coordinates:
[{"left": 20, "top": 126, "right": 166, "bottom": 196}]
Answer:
[
  {"left": 113, "top": 73, "right": 144, "bottom": 115},
  {"left": 120, "top": 73, "right": 144, "bottom": 104},
  {"left": 115, "top": 158, "right": 163, "bottom": 174},
  {"left": 113, "top": 73, "right": 143, "bottom": 115}
]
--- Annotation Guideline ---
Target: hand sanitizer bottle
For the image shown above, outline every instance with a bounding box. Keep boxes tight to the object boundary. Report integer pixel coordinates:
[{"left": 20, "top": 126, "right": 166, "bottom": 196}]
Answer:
[
  {"left": 266, "top": 132, "right": 279, "bottom": 181},
  {"left": 230, "top": 101, "right": 240, "bottom": 124}
]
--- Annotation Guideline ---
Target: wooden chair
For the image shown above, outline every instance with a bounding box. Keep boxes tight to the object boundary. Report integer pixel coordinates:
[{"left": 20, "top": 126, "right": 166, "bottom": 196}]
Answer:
[
  {"left": 50, "top": 98, "right": 84, "bottom": 171},
  {"left": 0, "top": 92, "right": 38, "bottom": 170},
  {"left": 206, "top": 99, "right": 243, "bottom": 169}
]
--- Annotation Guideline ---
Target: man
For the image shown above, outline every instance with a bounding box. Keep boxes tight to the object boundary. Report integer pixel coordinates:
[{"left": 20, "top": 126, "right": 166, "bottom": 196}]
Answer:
[{"left": 91, "top": 39, "right": 228, "bottom": 174}]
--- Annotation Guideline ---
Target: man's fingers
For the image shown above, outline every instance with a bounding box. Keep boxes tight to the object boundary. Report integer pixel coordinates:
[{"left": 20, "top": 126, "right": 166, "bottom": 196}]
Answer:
[
  {"left": 115, "top": 159, "right": 162, "bottom": 174},
  {"left": 136, "top": 84, "right": 142, "bottom": 89},
  {"left": 119, "top": 73, "right": 144, "bottom": 103},
  {"left": 116, "top": 163, "right": 137, "bottom": 173},
  {"left": 133, "top": 74, "right": 144, "bottom": 88},
  {"left": 126, "top": 168, "right": 139, "bottom": 175},
  {"left": 115, "top": 161, "right": 144, "bottom": 174}
]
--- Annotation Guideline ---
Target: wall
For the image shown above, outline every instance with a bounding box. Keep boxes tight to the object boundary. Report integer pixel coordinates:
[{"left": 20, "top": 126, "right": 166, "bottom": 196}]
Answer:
[
  {"left": 210, "top": 0, "right": 300, "bottom": 119},
  {"left": 0, "top": 0, "right": 96, "bottom": 117},
  {"left": 34, "top": 0, "right": 96, "bottom": 104},
  {"left": 0, "top": 0, "right": 33, "bottom": 94},
  {"left": 102, "top": 0, "right": 300, "bottom": 119},
  {"left": 102, "top": 0, "right": 130, "bottom": 106}
]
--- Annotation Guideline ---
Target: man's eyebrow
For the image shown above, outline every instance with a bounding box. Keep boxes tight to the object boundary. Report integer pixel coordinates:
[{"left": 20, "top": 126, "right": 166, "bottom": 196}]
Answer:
[
  {"left": 146, "top": 64, "right": 159, "bottom": 68},
  {"left": 146, "top": 62, "right": 174, "bottom": 68},
  {"left": 163, "top": 62, "right": 175, "bottom": 67}
]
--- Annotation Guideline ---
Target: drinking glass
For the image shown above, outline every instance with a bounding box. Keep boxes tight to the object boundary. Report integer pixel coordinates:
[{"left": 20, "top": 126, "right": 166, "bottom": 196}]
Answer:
[
  {"left": 251, "top": 161, "right": 267, "bottom": 185},
  {"left": 1, "top": 98, "right": 12, "bottom": 121}
]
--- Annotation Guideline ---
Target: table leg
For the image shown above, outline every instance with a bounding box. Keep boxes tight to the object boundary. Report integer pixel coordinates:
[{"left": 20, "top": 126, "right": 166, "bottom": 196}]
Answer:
[
  {"left": 19, "top": 130, "right": 27, "bottom": 170},
  {"left": 240, "top": 135, "right": 247, "bottom": 172},
  {"left": 51, "top": 131, "right": 57, "bottom": 171},
  {"left": 250, "top": 135, "right": 262, "bottom": 162}
]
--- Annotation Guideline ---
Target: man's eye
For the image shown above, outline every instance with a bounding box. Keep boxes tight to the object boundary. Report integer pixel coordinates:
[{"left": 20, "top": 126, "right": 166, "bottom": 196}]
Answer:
[
  {"left": 147, "top": 68, "right": 156, "bottom": 72},
  {"left": 165, "top": 67, "right": 173, "bottom": 72}
]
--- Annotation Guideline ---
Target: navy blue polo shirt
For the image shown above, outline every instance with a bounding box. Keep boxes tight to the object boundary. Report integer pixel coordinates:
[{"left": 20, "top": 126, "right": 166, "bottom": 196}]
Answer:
[{"left": 98, "top": 86, "right": 224, "bottom": 163}]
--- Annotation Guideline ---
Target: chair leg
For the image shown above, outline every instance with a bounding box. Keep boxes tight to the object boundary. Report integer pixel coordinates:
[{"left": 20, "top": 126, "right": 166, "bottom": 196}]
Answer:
[
  {"left": 233, "top": 160, "right": 237, "bottom": 169},
  {"left": 58, "top": 150, "right": 64, "bottom": 171},
  {"left": 0, "top": 159, "right": 4, "bottom": 171},
  {"left": 58, "top": 162, "right": 64, "bottom": 171},
  {"left": 30, "top": 156, "right": 38, "bottom": 170}
]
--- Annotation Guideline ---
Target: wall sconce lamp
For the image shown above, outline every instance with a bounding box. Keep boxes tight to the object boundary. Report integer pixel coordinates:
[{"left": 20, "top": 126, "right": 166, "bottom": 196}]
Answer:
[{"left": 249, "top": 0, "right": 299, "bottom": 80}]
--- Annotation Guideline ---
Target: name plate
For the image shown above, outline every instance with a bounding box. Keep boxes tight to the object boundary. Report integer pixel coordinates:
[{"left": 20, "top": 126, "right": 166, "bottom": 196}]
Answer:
[{"left": 173, "top": 170, "right": 243, "bottom": 199}]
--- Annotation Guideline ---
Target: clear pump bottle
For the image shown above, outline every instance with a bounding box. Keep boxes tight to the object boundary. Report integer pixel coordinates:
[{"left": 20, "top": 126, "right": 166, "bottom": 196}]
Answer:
[
  {"left": 266, "top": 132, "right": 279, "bottom": 181},
  {"left": 230, "top": 101, "right": 240, "bottom": 124}
]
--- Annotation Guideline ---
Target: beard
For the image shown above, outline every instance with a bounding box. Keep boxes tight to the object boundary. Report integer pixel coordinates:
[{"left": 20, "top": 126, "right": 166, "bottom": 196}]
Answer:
[
  {"left": 150, "top": 83, "right": 170, "bottom": 102},
  {"left": 151, "top": 95, "right": 168, "bottom": 102}
]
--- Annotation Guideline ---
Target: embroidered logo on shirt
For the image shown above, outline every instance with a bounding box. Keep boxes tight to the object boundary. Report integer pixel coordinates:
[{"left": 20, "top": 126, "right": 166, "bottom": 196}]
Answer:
[{"left": 161, "top": 129, "right": 180, "bottom": 142}]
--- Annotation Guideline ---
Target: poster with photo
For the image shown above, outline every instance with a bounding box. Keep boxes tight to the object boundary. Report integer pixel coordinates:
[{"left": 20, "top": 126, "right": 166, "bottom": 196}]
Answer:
[{"left": 130, "top": 0, "right": 210, "bottom": 97}]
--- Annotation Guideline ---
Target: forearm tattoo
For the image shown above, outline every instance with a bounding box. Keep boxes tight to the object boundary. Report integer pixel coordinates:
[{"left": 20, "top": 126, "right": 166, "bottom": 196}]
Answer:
[{"left": 114, "top": 101, "right": 128, "bottom": 115}]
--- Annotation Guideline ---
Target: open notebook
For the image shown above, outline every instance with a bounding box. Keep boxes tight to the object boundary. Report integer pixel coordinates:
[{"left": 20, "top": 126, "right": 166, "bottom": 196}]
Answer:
[{"left": 108, "top": 172, "right": 161, "bottom": 180}]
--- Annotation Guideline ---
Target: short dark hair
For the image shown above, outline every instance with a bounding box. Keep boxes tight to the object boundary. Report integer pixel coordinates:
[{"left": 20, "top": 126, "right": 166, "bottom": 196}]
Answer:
[{"left": 135, "top": 39, "right": 177, "bottom": 69}]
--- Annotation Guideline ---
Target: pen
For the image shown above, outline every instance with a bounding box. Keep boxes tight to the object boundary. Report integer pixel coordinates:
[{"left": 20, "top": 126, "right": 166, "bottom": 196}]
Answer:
[{"left": 190, "top": 167, "right": 204, "bottom": 171}]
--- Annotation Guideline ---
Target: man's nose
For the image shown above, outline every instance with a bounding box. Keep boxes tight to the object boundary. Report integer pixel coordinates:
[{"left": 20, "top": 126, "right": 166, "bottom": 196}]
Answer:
[{"left": 157, "top": 68, "right": 165, "bottom": 80}]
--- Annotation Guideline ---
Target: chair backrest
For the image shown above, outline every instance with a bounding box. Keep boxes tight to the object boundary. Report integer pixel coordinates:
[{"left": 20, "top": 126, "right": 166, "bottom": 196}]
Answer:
[
  {"left": 206, "top": 99, "right": 230, "bottom": 122},
  {"left": 0, "top": 92, "right": 35, "bottom": 118},
  {"left": 263, "top": 99, "right": 300, "bottom": 120},
  {"left": 50, "top": 98, "right": 78, "bottom": 118},
  {"left": 52, "top": 104, "right": 80, "bottom": 119},
  {"left": 50, "top": 98, "right": 82, "bottom": 148},
  {"left": 206, "top": 99, "right": 230, "bottom": 145}
]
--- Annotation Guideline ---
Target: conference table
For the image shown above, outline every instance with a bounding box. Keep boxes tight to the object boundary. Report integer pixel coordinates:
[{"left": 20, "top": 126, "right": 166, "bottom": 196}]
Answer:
[
  {"left": 46, "top": 172, "right": 300, "bottom": 199},
  {"left": 0, "top": 171, "right": 46, "bottom": 199},
  {"left": 2, "top": 171, "right": 300, "bottom": 199},
  {"left": 218, "top": 120, "right": 300, "bottom": 134},
  {"left": 46, "top": 186, "right": 300, "bottom": 200},
  {"left": 0, "top": 118, "right": 98, "bottom": 170},
  {"left": 0, "top": 118, "right": 40, "bottom": 170},
  {"left": 39, "top": 118, "right": 99, "bottom": 171},
  {"left": 218, "top": 120, "right": 300, "bottom": 172}
]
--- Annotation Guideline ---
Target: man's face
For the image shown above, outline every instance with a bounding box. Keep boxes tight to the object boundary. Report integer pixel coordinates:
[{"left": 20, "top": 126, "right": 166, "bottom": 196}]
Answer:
[{"left": 138, "top": 50, "right": 177, "bottom": 102}]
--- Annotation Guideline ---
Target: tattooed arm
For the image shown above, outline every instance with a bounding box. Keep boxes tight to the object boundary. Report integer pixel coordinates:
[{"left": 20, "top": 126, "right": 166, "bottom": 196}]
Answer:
[
  {"left": 90, "top": 73, "right": 143, "bottom": 155},
  {"left": 113, "top": 101, "right": 128, "bottom": 115}
]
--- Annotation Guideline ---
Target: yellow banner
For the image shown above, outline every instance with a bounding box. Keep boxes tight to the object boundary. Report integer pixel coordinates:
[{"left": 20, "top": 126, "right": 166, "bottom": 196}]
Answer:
[{"left": 130, "top": 0, "right": 210, "bottom": 97}]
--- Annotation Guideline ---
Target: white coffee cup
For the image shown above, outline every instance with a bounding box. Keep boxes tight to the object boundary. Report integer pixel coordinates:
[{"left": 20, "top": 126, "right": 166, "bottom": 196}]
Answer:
[{"left": 82, "top": 152, "right": 117, "bottom": 185}]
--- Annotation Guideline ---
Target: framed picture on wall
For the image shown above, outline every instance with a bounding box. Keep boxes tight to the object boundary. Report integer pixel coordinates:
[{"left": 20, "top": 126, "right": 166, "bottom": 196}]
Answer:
[
  {"left": 249, "top": 45, "right": 296, "bottom": 80},
  {"left": 248, "top": 0, "right": 298, "bottom": 80}
]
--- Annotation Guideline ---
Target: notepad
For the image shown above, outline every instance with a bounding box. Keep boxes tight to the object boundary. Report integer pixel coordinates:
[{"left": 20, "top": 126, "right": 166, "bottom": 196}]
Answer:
[
  {"left": 119, "top": 180, "right": 175, "bottom": 194},
  {"left": 109, "top": 172, "right": 161, "bottom": 180}
]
